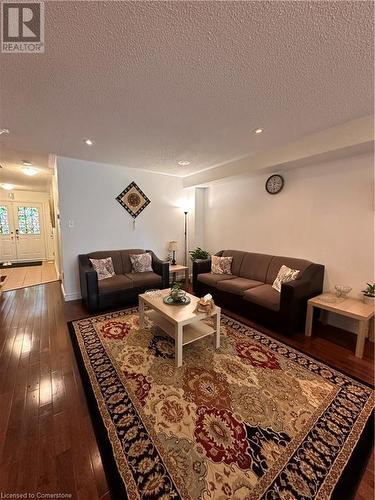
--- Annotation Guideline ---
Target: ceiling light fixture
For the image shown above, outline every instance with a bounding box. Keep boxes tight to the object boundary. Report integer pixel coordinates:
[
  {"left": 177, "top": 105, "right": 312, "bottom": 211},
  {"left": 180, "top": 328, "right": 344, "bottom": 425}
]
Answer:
[
  {"left": 1, "top": 183, "right": 14, "bottom": 190},
  {"left": 21, "top": 166, "right": 39, "bottom": 176},
  {"left": 253, "top": 128, "right": 263, "bottom": 134},
  {"left": 84, "top": 138, "right": 94, "bottom": 146},
  {"left": 22, "top": 160, "right": 33, "bottom": 166},
  {"left": 178, "top": 160, "right": 191, "bottom": 166},
  {"left": 0, "top": 128, "right": 10, "bottom": 136}
]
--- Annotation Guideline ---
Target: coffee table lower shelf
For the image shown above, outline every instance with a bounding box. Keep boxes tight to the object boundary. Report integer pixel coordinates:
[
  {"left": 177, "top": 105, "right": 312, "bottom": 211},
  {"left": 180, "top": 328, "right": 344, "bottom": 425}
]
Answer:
[
  {"left": 139, "top": 290, "right": 221, "bottom": 367},
  {"left": 145, "top": 310, "right": 215, "bottom": 346}
]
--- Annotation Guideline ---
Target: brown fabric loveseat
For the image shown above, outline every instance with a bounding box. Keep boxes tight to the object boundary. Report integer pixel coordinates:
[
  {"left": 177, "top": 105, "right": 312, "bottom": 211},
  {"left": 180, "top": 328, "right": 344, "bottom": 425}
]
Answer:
[
  {"left": 193, "top": 250, "right": 324, "bottom": 335},
  {"left": 79, "top": 249, "right": 169, "bottom": 312}
]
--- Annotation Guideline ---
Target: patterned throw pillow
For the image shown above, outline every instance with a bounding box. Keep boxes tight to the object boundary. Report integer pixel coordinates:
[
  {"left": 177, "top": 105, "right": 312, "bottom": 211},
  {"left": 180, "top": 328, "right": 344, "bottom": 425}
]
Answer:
[
  {"left": 129, "top": 253, "right": 153, "bottom": 273},
  {"left": 272, "top": 265, "right": 300, "bottom": 292},
  {"left": 211, "top": 255, "right": 233, "bottom": 275},
  {"left": 89, "top": 257, "right": 115, "bottom": 281}
]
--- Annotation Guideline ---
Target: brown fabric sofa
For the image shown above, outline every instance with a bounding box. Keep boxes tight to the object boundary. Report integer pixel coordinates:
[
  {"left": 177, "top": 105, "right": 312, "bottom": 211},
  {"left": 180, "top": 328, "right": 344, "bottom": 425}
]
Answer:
[
  {"left": 79, "top": 249, "right": 169, "bottom": 312},
  {"left": 193, "top": 250, "right": 324, "bottom": 335}
]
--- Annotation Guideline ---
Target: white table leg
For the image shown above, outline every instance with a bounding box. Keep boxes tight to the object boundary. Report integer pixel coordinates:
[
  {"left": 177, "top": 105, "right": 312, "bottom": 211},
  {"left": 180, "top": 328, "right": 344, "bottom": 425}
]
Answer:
[
  {"left": 175, "top": 323, "right": 183, "bottom": 367},
  {"left": 139, "top": 297, "right": 145, "bottom": 329},
  {"left": 355, "top": 320, "right": 367, "bottom": 358},
  {"left": 214, "top": 311, "right": 221, "bottom": 349},
  {"left": 305, "top": 303, "right": 314, "bottom": 337}
]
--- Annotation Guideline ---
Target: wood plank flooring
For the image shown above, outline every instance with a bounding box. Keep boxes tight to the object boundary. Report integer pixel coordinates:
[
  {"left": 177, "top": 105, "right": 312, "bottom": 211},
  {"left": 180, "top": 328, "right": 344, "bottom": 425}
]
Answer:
[
  {"left": 0, "top": 261, "right": 59, "bottom": 292},
  {"left": 0, "top": 281, "right": 373, "bottom": 499}
]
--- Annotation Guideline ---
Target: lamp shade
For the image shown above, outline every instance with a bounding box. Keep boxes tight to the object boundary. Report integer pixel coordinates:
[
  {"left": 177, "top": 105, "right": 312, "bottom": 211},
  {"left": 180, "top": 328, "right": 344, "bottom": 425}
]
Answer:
[{"left": 168, "top": 240, "right": 178, "bottom": 251}]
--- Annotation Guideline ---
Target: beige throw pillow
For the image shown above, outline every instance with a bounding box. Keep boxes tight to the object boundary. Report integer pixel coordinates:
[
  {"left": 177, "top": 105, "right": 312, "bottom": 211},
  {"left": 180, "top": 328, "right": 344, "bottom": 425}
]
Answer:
[
  {"left": 89, "top": 257, "right": 115, "bottom": 280},
  {"left": 211, "top": 255, "right": 233, "bottom": 275},
  {"left": 272, "top": 265, "right": 300, "bottom": 292},
  {"left": 130, "top": 253, "right": 153, "bottom": 273}
]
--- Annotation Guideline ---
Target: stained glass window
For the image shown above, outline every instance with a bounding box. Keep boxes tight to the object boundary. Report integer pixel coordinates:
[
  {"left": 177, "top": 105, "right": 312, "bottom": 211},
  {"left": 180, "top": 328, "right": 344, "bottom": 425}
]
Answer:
[
  {"left": 18, "top": 207, "right": 41, "bottom": 235},
  {"left": 0, "top": 206, "right": 10, "bottom": 235}
]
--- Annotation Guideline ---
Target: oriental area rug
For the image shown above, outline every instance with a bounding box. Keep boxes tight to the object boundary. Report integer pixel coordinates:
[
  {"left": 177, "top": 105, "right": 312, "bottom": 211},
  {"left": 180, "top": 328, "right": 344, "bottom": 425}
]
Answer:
[{"left": 69, "top": 309, "right": 374, "bottom": 500}]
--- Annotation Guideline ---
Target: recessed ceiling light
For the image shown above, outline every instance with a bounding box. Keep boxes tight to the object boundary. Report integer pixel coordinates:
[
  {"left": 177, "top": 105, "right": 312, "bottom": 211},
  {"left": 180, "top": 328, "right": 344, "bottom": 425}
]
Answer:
[
  {"left": 254, "top": 128, "right": 263, "bottom": 134},
  {"left": 1, "top": 183, "right": 14, "bottom": 190},
  {"left": 0, "top": 128, "right": 10, "bottom": 136},
  {"left": 178, "top": 160, "right": 191, "bottom": 166},
  {"left": 22, "top": 160, "right": 33, "bottom": 166},
  {"left": 21, "top": 166, "right": 39, "bottom": 176},
  {"left": 84, "top": 139, "right": 94, "bottom": 146}
]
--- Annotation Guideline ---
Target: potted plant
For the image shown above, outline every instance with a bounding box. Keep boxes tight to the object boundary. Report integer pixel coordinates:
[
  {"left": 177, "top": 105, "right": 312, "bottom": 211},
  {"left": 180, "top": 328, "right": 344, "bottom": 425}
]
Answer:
[
  {"left": 170, "top": 282, "right": 186, "bottom": 302},
  {"left": 189, "top": 247, "right": 210, "bottom": 261},
  {"left": 362, "top": 283, "right": 375, "bottom": 304}
]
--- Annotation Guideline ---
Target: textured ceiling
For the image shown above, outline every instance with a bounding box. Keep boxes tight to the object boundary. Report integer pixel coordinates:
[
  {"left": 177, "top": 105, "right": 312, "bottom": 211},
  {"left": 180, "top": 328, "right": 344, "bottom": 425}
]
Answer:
[
  {"left": 0, "top": 1, "right": 373, "bottom": 177},
  {"left": 0, "top": 149, "right": 51, "bottom": 191}
]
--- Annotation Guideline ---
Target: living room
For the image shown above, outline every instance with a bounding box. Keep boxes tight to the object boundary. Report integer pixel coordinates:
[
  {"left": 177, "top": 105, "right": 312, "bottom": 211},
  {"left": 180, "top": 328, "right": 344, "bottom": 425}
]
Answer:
[{"left": 0, "top": 2, "right": 373, "bottom": 500}]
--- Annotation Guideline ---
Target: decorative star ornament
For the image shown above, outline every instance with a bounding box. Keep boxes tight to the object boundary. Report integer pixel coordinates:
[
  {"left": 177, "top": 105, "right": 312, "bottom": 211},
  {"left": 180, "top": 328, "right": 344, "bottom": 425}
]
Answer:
[{"left": 116, "top": 181, "right": 151, "bottom": 219}]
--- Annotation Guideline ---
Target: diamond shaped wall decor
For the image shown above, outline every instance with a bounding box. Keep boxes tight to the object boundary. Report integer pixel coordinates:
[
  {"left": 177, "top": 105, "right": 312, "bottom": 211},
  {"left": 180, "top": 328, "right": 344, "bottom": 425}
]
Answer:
[{"left": 116, "top": 181, "right": 151, "bottom": 219}]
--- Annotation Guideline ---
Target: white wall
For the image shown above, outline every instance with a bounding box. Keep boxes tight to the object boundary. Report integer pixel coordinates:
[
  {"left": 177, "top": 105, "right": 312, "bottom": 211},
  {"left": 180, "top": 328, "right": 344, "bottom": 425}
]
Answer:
[
  {"left": 57, "top": 157, "right": 194, "bottom": 300},
  {"left": 204, "top": 152, "right": 374, "bottom": 332}
]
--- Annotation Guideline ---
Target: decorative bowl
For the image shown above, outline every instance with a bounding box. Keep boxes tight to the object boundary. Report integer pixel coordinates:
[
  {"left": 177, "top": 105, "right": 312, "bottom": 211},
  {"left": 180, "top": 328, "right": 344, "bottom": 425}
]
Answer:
[
  {"left": 170, "top": 288, "right": 186, "bottom": 302},
  {"left": 334, "top": 285, "right": 352, "bottom": 298},
  {"left": 144, "top": 289, "right": 161, "bottom": 297},
  {"left": 163, "top": 295, "right": 191, "bottom": 306}
]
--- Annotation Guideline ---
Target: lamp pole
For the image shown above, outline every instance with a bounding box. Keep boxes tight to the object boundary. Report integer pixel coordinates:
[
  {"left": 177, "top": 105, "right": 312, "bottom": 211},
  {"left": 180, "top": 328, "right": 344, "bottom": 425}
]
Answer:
[{"left": 184, "top": 211, "right": 188, "bottom": 266}]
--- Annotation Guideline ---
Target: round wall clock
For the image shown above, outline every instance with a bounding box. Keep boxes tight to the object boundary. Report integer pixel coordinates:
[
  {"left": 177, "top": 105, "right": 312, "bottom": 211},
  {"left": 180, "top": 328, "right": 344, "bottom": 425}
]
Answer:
[{"left": 265, "top": 174, "right": 284, "bottom": 194}]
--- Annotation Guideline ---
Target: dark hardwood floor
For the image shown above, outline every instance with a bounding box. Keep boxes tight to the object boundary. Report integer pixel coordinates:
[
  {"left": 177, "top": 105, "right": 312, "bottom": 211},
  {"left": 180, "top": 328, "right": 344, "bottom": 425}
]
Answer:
[{"left": 0, "top": 281, "right": 373, "bottom": 499}]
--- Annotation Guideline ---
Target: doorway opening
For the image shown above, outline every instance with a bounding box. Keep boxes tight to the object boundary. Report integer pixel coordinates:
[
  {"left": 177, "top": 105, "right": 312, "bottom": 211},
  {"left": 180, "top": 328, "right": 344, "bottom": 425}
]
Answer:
[{"left": 0, "top": 153, "right": 60, "bottom": 292}]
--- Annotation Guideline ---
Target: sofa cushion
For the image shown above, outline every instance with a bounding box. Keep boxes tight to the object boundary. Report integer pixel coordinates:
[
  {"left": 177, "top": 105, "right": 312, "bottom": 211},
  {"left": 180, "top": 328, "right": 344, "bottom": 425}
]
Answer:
[
  {"left": 266, "top": 256, "right": 312, "bottom": 284},
  {"left": 120, "top": 249, "right": 146, "bottom": 274},
  {"left": 88, "top": 250, "right": 123, "bottom": 274},
  {"left": 89, "top": 257, "right": 115, "bottom": 280},
  {"left": 125, "top": 272, "right": 161, "bottom": 288},
  {"left": 272, "top": 265, "right": 300, "bottom": 292},
  {"left": 98, "top": 274, "right": 134, "bottom": 293},
  {"left": 243, "top": 284, "right": 281, "bottom": 311},
  {"left": 197, "top": 273, "right": 236, "bottom": 287},
  {"left": 129, "top": 252, "right": 153, "bottom": 273},
  {"left": 239, "top": 252, "right": 273, "bottom": 282},
  {"left": 211, "top": 255, "right": 233, "bottom": 275},
  {"left": 217, "top": 277, "right": 263, "bottom": 295},
  {"left": 222, "top": 250, "right": 246, "bottom": 276}
]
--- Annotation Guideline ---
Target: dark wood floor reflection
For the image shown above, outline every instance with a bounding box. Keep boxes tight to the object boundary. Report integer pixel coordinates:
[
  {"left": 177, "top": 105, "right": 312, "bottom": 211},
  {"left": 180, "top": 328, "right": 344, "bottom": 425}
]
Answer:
[{"left": 0, "top": 282, "right": 373, "bottom": 499}]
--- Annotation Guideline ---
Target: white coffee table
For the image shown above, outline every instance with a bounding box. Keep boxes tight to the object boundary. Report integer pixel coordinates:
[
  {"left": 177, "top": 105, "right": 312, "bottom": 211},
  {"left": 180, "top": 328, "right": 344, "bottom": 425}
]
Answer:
[{"left": 139, "top": 289, "right": 221, "bottom": 367}]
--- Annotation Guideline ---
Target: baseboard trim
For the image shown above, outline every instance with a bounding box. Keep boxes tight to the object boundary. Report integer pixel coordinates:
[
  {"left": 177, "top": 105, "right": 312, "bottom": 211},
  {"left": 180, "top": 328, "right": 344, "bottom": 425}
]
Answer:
[
  {"left": 61, "top": 282, "right": 81, "bottom": 301},
  {"left": 64, "top": 291, "right": 82, "bottom": 301}
]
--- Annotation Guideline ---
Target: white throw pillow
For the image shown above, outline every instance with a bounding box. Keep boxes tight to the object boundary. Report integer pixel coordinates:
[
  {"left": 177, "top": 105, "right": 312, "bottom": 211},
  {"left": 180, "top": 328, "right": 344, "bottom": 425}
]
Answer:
[
  {"left": 211, "top": 255, "right": 233, "bottom": 275},
  {"left": 129, "top": 253, "right": 153, "bottom": 273},
  {"left": 89, "top": 257, "right": 115, "bottom": 280},
  {"left": 272, "top": 265, "right": 300, "bottom": 292}
]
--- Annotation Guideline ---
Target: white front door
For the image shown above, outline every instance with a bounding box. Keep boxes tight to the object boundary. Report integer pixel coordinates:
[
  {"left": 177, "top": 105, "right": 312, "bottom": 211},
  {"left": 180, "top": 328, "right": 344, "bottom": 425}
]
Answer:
[
  {"left": 0, "top": 203, "right": 17, "bottom": 262},
  {"left": 13, "top": 203, "right": 46, "bottom": 261}
]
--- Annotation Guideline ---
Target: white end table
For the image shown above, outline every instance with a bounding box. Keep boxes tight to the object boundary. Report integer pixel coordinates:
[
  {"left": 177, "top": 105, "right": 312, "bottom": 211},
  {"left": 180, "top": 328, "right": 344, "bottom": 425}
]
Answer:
[
  {"left": 305, "top": 293, "right": 375, "bottom": 358},
  {"left": 169, "top": 264, "right": 189, "bottom": 288}
]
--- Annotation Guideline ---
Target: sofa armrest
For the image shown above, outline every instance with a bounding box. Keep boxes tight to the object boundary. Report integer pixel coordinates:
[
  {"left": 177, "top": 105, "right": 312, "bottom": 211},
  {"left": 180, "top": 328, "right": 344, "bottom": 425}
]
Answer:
[
  {"left": 147, "top": 250, "right": 169, "bottom": 288},
  {"left": 78, "top": 255, "right": 99, "bottom": 312},
  {"left": 281, "top": 264, "right": 324, "bottom": 303},
  {"left": 280, "top": 279, "right": 310, "bottom": 304},
  {"left": 192, "top": 258, "right": 211, "bottom": 292},
  {"left": 280, "top": 263, "right": 325, "bottom": 334}
]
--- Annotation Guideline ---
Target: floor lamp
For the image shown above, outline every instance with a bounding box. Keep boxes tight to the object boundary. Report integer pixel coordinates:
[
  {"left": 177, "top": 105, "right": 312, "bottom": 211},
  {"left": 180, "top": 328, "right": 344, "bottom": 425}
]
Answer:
[{"left": 184, "top": 211, "right": 188, "bottom": 266}]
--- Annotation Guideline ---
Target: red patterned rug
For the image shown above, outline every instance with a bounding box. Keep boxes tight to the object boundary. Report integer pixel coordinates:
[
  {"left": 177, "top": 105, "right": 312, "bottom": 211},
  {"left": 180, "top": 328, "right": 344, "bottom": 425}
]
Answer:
[{"left": 69, "top": 308, "right": 374, "bottom": 499}]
